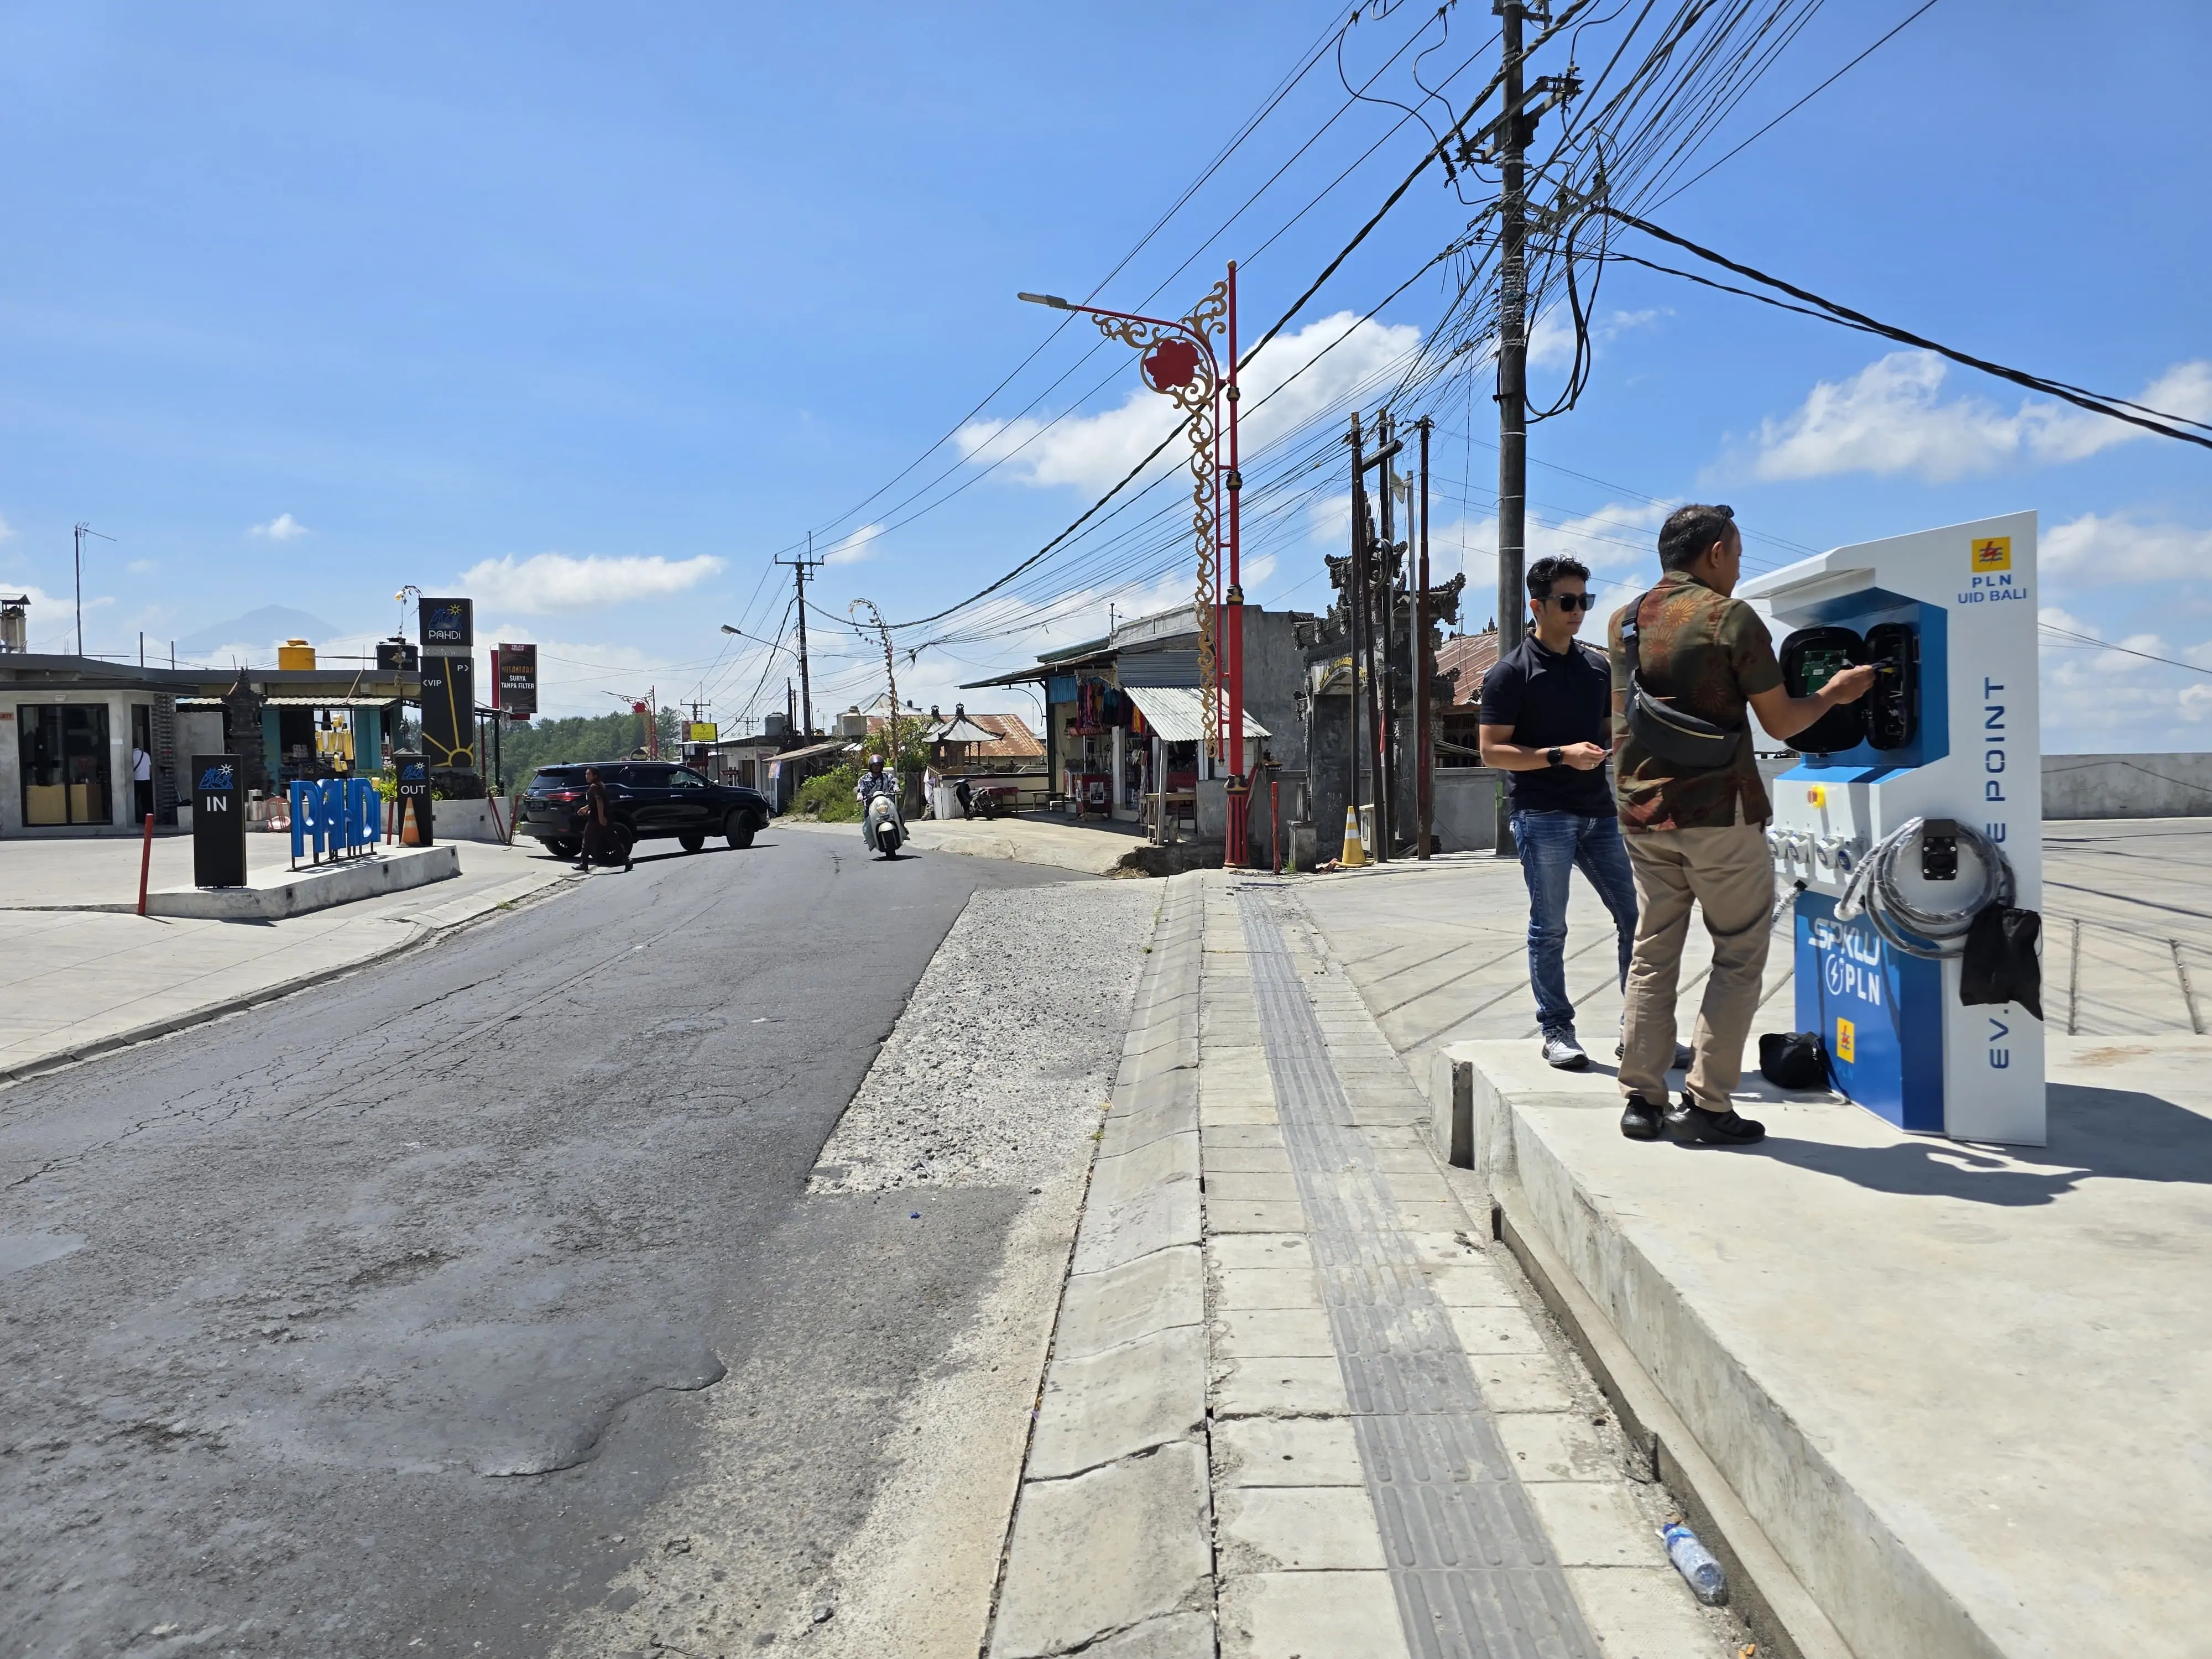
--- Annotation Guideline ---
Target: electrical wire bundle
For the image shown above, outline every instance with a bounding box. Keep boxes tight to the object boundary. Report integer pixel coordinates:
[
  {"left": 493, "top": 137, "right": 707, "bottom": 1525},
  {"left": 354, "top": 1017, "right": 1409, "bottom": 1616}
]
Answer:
[
  {"left": 1835, "top": 818, "right": 2014, "bottom": 961},
  {"left": 716, "top": 1, "right": 1964, "bottom": 721}
]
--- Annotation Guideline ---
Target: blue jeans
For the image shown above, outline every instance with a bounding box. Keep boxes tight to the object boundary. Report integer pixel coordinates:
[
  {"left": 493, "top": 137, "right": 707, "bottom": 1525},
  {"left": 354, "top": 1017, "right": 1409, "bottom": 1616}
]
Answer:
[{"left": 1512, "top": 809, "right": 1639, "bottom": 1039}]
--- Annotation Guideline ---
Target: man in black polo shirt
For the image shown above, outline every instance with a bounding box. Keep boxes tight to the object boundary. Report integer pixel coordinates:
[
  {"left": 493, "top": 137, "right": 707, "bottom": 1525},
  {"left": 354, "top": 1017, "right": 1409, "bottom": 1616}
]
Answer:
[{"left": 1479, "top": 555, "right": 1639, "bottom": 1072}]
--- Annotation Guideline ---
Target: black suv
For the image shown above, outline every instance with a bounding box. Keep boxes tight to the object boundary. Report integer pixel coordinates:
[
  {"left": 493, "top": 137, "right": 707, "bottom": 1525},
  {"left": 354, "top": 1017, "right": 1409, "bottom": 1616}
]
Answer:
[{"left": 518, "top": 763, "right": 772, "bottom": 859}]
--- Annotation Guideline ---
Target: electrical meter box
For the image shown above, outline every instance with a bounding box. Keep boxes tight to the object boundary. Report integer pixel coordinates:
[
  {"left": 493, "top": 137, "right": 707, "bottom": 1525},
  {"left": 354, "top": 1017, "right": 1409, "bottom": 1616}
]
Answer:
[{"left": 1741, "top": 511, "right": 2044, "bottom": 1145}]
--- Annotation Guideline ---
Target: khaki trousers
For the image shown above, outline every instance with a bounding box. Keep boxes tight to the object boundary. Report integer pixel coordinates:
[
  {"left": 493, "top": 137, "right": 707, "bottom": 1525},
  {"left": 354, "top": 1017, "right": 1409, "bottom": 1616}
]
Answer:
[{"left": 1619, "top": 823, "right": 1776, "bottom": 1107}]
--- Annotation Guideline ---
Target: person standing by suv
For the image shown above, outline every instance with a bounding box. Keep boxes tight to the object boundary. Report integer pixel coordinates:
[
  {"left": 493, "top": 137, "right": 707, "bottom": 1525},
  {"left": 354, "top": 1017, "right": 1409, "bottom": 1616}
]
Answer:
[
  {"left": 575, "top": 765, "right": 630, "bottom": 873},
  {"left": 1480, "top": 555, "right": 1639, "bottom": 1072},
  {"left": 1610, "top": 505, "right": 1875, "bottom": 1145}
]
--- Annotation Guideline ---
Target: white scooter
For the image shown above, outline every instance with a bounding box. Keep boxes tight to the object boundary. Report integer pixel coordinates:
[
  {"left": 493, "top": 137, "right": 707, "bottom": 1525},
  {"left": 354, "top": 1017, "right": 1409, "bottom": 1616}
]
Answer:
[{"left": 863, "top": 793, "right": 904, "bottom": 859}]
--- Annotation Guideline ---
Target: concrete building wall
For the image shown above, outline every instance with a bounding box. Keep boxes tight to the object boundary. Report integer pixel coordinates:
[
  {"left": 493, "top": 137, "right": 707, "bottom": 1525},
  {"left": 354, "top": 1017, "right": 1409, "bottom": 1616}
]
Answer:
[
  {"left": 1434, "top": 768, "right": 1502, "bottom": 852},
  {"left": 0, "top": 690, "right": 139, "bottom": 836},
  {"left": 1236, "top": 609, "right": 1310, "bottom": 776},
  {"left": 2042, "top": 753, "right": 2212, "bottom": 819},
  {"left": 176, "top": 711, "right": 227, "bottom": 776}
]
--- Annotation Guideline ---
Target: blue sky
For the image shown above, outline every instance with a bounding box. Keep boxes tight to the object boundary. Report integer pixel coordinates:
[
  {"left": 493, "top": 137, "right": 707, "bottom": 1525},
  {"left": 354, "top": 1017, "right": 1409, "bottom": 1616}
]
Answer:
[{"left": 1, "top": 1, "right": 2205, "bottom": 750}]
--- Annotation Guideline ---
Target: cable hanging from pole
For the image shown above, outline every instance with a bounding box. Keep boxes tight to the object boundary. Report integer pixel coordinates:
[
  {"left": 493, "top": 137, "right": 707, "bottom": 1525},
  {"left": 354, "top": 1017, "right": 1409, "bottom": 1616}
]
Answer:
[{"left": 1561, "top": 204, "right": 2212, "bottom": 451}]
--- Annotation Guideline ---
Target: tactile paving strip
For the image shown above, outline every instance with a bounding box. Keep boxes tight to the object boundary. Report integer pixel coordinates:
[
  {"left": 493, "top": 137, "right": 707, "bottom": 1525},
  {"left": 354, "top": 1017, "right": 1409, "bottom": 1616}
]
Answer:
[{"left": 1235, "top": 888, "right": 1599, "bottom": 1659}]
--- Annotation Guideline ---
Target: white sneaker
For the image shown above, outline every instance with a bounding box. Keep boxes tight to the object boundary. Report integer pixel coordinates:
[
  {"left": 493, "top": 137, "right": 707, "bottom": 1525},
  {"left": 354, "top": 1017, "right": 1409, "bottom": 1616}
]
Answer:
[{"left": 1542, "top": 1033, "right": 1590, "bottom": 1071}]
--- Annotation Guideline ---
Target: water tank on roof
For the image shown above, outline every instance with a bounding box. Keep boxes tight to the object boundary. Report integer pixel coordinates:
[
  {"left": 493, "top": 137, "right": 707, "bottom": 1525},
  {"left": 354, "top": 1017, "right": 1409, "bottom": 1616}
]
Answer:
[
  {"left": 763, "top": 711, "right": 790, "bottom": 737},
  {"left": 837, "top": 708, "right": 870, "bottom": 738},
  {"left": 278, "top": 639, "right": 316, "bottom": 670}
]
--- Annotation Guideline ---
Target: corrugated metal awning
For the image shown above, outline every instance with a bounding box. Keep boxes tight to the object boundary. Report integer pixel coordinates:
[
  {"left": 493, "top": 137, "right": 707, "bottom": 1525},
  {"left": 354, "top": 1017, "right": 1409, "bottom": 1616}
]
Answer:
[
  {"left": 177, "top": 696, "right": 400, "bottom": 708},
  {"left": 769, "top": 739, "right": 855, "bottom": 765},
  {"left": 1117, "top": 648, "right": 1199, "bottom": 688},
  {"left": 1125, "top": 685, "right": 1269, "bottom": 745}
]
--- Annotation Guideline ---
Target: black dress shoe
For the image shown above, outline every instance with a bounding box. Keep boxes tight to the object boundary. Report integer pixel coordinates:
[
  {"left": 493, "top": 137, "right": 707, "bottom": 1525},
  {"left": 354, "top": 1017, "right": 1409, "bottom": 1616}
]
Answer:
[
  {"left": 1620, "top": 1097, "right": 1667, "bottom": 1141},
  {"left": 1664, "top": 1099, "right": 1767, "bottom": 1146}
]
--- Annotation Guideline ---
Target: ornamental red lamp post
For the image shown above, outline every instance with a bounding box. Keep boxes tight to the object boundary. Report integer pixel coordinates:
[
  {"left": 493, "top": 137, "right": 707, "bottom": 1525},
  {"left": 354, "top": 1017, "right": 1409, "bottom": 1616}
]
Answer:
[{"left": 1019, "top": 268, "right": 1248, "bottom": 864}]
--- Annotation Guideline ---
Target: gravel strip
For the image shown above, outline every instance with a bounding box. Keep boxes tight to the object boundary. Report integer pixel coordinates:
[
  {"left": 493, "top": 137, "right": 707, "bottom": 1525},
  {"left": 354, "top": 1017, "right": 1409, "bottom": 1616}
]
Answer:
[{"left": 808, "top": 881, "right": 1159, "bottom": 1193}]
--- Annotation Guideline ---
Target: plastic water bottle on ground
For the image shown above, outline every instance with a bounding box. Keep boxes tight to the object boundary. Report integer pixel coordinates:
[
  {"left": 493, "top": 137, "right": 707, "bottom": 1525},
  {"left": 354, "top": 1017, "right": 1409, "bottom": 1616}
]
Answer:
[{"left": 1662, "top": 1522, "right": 1728, "bottom": 1605}]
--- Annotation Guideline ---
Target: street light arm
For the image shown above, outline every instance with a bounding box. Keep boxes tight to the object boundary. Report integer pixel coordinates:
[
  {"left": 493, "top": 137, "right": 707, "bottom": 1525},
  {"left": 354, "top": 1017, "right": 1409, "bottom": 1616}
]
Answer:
[
  {"left": 1018, "top": 290, "right": 1221, "bottom": 389},
  {"left": 721, "top": 624, "right": 796, "bottom": 658}
]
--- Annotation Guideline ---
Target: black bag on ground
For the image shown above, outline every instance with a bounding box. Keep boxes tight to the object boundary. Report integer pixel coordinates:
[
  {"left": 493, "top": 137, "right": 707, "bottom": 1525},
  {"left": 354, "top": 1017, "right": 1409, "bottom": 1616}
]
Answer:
[
  {"left": 1960, "top": 904, "right": 2044, "bottom": 1022},
  {"left": 1759, "top": 1031, "right": 1832, "bottom": 1091},
  {"left": 1619, "top": 589, "right": 1741, "bottom": 769}
]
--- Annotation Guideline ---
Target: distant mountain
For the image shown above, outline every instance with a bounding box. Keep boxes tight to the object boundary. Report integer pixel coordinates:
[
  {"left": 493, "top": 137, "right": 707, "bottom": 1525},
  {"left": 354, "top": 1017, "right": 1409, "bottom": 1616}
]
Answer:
[{"left": 174, "top": 606, "right": 341, "bottom": 656}]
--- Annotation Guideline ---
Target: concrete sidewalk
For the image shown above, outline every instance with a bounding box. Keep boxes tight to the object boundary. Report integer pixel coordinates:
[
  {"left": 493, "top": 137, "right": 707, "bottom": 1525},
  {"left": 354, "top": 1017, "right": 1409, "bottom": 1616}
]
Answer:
[
  {"left": 987, "top": 870, "right": 1744, "bottom": 1658},
  {"left": 1288, "top": 818, "right": 2212, "bottom": 1659},
  {"left": 1292, "top": 818, "right": 2212, "bottom": 1084},
  {"left": 0, "top": 841, "right": 578, "bottom": 1084}
]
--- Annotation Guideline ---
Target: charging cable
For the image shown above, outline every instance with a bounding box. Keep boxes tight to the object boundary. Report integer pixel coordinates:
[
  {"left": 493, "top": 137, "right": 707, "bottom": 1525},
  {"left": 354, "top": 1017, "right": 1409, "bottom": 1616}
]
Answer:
[{"left": 1835, "top": 816, "right": 2014, "bottom": 959}]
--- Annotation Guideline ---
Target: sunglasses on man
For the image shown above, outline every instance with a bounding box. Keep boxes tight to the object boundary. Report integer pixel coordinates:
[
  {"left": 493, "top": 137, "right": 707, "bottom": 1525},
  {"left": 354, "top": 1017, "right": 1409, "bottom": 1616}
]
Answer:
[{"left": 1545, "top": 592, "right": 1599, "bottom": 612}]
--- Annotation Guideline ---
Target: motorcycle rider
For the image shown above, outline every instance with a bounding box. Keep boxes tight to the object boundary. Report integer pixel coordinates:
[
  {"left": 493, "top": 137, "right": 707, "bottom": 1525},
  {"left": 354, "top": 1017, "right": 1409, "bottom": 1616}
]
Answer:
[{"left": 855, "top": 753, "right": 902, "bottom": 853}]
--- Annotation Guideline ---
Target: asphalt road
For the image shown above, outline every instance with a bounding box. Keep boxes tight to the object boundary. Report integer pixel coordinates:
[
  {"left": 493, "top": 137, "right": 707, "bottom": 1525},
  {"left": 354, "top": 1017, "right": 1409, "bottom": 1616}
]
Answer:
[{"left": 0, "top": 827, "right": 1064, "bottom": 1658}]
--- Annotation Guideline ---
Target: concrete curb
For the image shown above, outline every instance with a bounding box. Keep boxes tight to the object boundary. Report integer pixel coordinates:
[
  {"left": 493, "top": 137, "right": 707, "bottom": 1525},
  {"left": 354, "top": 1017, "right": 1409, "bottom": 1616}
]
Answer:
[
  {"left": 0, "top": 868, "right": 579, "bottom": 1089},
  {"left": 988, "top": 872, "right": 1214, "bottom": 1659},
  {"left": 145, "top": 844, "right": 460, "bottom": 920},
  {"left": 1488, "top": 1181, "right": 1854, "bottom": 1659},
  {"left": 1437, "top": 1041, "right": 1982, "bottom": 1659}
]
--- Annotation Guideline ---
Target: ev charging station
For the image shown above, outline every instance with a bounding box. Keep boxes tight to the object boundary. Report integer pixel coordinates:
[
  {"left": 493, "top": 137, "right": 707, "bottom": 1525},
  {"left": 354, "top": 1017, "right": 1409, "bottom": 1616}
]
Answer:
[{"left": 1741, "top": 510, "right": 2045, "bottom": 1146}]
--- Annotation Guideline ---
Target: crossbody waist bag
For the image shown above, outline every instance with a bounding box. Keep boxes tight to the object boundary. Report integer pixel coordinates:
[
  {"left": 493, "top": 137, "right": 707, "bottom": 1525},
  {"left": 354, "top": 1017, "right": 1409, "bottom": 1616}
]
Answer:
[{"left": 1619, "top": 588, "right": 1743, "bottom": 770}]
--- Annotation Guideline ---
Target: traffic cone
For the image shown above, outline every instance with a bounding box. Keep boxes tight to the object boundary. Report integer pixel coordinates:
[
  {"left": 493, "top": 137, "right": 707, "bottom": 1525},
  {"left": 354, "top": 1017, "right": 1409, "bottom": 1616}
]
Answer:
[{"left": 1342, "top": 804, "right": 1366, "bottom": 867}]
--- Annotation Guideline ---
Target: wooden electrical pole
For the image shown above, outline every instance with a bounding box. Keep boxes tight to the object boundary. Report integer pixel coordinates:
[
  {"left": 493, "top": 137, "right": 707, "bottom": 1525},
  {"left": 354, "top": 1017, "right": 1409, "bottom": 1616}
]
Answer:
[
  {"left": 1494, "top": 1, "right": 1530, "bottom": 857},
  {"left": 778, "top": 535, "right": 825, "bottom": 737},
  {"left": 1417, "top": 415, "right": 1434, "bottom": 860}
]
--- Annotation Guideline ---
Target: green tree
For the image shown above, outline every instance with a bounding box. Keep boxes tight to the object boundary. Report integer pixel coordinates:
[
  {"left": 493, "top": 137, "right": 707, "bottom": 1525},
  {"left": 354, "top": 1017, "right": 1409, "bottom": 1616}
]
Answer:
[
  {"left": 499, "top": 706, "right": 681, "bottom": 783},
  {"left": 790, "top": 721, "right": 932, "bottom": 821}
]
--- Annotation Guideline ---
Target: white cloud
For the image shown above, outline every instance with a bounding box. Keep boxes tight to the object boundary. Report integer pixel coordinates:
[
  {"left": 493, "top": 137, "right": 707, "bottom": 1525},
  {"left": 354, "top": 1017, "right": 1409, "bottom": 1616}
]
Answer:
[
  {"left": 1527, "top": 310, "right": 1577, "bottom": 369},
  {"left": 250, "top": 513, "right": 310, "bottom": 540},
  {"left": 457, "top": 551, "right": 725, "bottom": 613},
  {"left": 127, "top": 558, "right": 157, "bottom": 574},
  {"left": 822, "top": 524, "right": 883, "bottom": 566},
  {"left": 2038, "top": 615, "right": 2212, "bottom": 748},
  {"left": 1527, "top": 306, "right": 1662, "bottom": 369},
  {"left": 956, "top": 311, "right": 1422, "bottom": 497},
  {"left": 0, "top": 581, "right": 93, "bottom": 651},
  {"left": 2045, "top": 513, "right": 2212, "bottom": 585},
  {"left": 0, "top": 515, "right": 14, "bottom": 542},
  {"left": 1749, "top": 352, "right": 2212, "bottom": 483}
]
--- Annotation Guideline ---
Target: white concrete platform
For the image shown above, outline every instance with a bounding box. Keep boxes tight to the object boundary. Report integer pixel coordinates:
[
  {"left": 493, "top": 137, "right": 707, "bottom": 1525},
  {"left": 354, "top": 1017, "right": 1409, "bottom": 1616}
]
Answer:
[
  {"left": 144, "top": 843, "right": 460, "bottom": 919},
  {"left": 1437, "top": 1035, "right": 2212, "bottom": 1659}
]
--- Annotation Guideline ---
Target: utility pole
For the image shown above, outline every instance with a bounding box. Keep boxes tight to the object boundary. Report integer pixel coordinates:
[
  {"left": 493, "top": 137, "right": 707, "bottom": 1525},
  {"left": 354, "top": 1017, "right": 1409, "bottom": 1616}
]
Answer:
[
  {"left": 1416, "top": 415, "right": 1434, "bottom": 860},
  {"left": 1351, "top": 414, "right": 1404, "bottom": 862},
  {"left": 778, "top": 535, "right": 825, "bottom": 737},
  {"left": 72, "top": 522, "right": 112, "bottom": 658},
  {"left": 1494, "top": 0, "right": 1530, "bottom": 857},
  {"left": 1375, "top": 409, "right": 1399, "bottom": 860},
  {"left": 849, "top": 598, "right": 902, "bottom": 788},
  {"left": 1345, "top": 415, "right": 1366, "bottom": 853}
]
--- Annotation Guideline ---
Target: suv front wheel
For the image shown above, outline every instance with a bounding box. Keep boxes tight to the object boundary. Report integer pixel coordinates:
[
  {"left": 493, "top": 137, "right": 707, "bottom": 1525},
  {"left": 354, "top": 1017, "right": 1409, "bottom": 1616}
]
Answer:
[{"left": 724, "top": 809, "right": 757, "bottom": 850}]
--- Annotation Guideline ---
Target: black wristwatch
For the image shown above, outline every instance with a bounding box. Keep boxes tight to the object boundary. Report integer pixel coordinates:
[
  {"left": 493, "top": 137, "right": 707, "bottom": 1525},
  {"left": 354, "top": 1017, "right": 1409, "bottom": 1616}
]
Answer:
[{"left": 1546, "top": 746, "right": 1564, "bottom": 768}]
